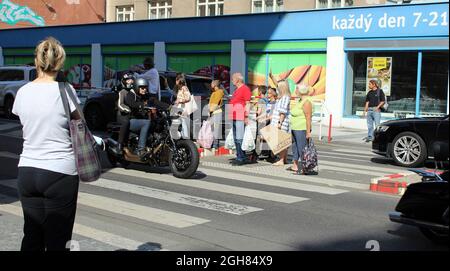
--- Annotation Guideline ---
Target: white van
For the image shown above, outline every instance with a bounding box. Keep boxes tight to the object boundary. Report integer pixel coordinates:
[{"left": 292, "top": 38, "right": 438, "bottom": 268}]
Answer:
[{"left": 0, "top": 65, "right": 37, "bottom": 118}]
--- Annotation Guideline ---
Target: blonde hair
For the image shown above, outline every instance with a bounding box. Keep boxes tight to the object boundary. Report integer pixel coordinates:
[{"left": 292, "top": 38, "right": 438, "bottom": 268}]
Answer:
[
  {"left": 34, "top": 37, "right": 66, "bottom": 74},
  {"left": 277, "top": 80, "right": 291, "bottom": 97},
  {"left": 211, "top": 80, "right": 221, "bottom": 89}
]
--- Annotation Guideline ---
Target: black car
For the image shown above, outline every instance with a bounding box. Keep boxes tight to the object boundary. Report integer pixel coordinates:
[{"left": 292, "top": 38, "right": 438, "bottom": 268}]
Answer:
[
  {"left": 372, "top": 115, "right": 449, "bottom": 167},
  {"left": 83, "top": 71, "right": 213, "bottom": 131}
]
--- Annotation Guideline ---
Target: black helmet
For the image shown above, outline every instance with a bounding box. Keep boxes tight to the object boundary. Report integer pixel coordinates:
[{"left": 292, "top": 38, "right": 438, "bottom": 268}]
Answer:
[
  {"left": 135, "top": 77, "right": 149, "bottom": 90},
  {"left": 121, "top": 72, "right": 135, "bottom": 90}
]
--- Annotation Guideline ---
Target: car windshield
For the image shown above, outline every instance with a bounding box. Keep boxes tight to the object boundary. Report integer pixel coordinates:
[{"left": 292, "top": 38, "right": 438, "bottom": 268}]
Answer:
[
  {"left": 189, "top": 79, "right": 211, "bottom": 96},
  {"left": 0, "top": 69, "right": 24, "bottom": 81}
]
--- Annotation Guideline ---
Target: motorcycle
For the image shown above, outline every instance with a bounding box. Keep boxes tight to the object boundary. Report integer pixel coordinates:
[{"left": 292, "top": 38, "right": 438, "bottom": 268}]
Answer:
[
  {"left": 389, "top": 141, "right": 449, "bottom": 244},
  {"left": 104, "top": 106, "right": 200, "bottom": 179}
]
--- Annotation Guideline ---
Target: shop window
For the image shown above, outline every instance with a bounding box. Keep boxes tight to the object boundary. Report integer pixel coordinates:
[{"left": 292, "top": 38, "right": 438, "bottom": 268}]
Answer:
[
  {"left": 63, "top": 55, "right": 92, "bottom": 89},
  {"left": 419, "top": 51, "right": 449, "bottom": 116},
  {"left": 346, "top": 52, "right": 418, "bottom": 118},
  {"left": 103, "top": 55, "right": 147, "bottom": 88}
]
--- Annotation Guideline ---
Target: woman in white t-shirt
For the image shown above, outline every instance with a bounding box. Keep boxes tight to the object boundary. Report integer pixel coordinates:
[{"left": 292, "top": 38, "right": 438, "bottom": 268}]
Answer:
[{"left": 12, "top": 37, "right": 81, "bottom": 251}]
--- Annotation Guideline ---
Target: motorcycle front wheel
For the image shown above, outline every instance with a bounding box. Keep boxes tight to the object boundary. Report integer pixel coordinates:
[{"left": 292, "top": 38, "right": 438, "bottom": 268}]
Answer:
[{"left": 169, "top": 140, "right": 199, "bottom": 179}]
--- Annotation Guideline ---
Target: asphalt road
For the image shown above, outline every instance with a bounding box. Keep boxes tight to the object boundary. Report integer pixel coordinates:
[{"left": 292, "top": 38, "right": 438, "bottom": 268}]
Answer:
[{"left": 0, "top": 117, "right": 448, "bottom": 251}]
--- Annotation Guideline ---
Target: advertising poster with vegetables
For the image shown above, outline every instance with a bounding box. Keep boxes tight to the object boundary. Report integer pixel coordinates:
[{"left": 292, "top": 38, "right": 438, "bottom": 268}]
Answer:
[
  {"left": 366, "top": 57, "right": 392, "bottom": 96},
  {"left": 247, "top": 53, "right": 327, "bottom": 102}
]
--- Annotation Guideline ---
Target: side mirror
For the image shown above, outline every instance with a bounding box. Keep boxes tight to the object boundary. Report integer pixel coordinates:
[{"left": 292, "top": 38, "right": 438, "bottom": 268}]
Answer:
[{"left": 433, "top": 141, "right": 449, "bottom": 162}]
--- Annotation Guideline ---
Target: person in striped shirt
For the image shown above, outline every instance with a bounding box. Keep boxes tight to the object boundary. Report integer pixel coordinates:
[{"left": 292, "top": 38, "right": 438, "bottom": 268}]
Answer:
[{"left": 270, "top": 80, "right": 291, "bottom": 166}]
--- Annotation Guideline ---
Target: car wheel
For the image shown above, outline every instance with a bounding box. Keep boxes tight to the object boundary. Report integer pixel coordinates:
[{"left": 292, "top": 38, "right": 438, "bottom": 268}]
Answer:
[
  {"left": 391, "top": 132, "right": 427, "bottom": 167},
  {"left": 4, "top": 96, "right": 15, "bottom": 119},
  {"left": 84, "top": 104, "right": 105, "bottom": 131}
]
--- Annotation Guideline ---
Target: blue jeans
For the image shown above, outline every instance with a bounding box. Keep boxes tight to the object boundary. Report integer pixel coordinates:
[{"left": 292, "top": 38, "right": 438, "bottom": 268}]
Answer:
[
  {"left": 233, "top": 120, "right": 246, "bottom": 161},
  {"left": 367, "top": 109, "right": 381, "bottom": 140},
  {"left": 130, "top": 119, "right": 151, "bottom": 150},
  {"left": 292, "top": 130, "right": 307, "bottom": 163}
]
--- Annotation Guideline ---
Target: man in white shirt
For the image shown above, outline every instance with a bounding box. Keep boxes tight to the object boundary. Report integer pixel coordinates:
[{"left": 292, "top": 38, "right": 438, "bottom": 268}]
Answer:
[{"left": 134, "top": 57, "right": 160, "bottom": 100}]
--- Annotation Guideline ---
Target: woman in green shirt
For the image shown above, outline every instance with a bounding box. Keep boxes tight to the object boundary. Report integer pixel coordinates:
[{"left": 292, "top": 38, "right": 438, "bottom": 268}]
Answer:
[{"left": 289, "top": 84, "right": 313, "bottom": 173}]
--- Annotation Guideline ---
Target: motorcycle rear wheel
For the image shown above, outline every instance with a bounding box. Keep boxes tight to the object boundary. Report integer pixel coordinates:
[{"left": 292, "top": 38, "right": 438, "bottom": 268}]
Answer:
[{"left": 169, "top": 140, "right": 199, "bottom": 179}]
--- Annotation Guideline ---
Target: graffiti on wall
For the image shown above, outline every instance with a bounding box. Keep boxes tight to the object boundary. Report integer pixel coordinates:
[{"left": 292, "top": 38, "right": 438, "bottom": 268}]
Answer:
[{"left": 0, "top": 0, "right": 45, "bottom": 26}]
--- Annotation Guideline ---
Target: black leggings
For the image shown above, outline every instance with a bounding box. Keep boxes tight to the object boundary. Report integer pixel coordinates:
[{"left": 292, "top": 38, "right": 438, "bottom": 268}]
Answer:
[{"left": 17, "top": 167, "right": 79, "bottom": 251}]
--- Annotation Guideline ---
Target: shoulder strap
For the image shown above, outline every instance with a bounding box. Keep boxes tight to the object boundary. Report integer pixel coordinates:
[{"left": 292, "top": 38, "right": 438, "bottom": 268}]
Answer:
[
  {"left": 58, "top": 82, "right": 71, "bottom": 121},
  {"left": 58, "top": 82, "right": 86, "bottom": 122}
]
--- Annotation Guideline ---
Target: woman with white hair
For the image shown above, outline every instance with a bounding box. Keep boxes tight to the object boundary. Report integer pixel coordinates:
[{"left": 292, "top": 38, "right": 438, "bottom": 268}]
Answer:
[
  {"left": 288, "top": 84, "right": 313, "bottom": 173},
  {"left": 270, "top": 80, "right": 291, "bottom": 166}
]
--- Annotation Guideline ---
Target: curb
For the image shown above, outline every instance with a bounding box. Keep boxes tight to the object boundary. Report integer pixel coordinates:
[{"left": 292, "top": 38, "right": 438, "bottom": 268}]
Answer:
[
  {"left": 370, "top": 171, "right": 417, "bottom": 196},
  {"left": 369, "top": 169, "right": 444, "bottom": 195},
  {"left": 198, "top": 147, "right": 233, "bottom": 158}
]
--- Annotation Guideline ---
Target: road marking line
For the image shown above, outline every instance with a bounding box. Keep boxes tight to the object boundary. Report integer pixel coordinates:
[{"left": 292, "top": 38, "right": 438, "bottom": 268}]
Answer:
[
  {"left": 332, "top": 148, "right": 374, "bottom": 155},
  {"left": 200, "top": 162, "right": 368, "bottom": 190},
  {"left": 0, "top": 180, "right": 209, "bottom": 228},
  {"left": 200, "top": 168, "right": 347, "bottom": 195},
  {"left": 79, "top": 193, "right": 210, "bottom": 228},
  {"left": 0, "top": 195, "right": 164, "bottom": 251},
  {"left": 319, "top": 150, "right": 375, "bottom": 159},
  {"left": 318, "top": 160, "right": 402, "bottom": 174},
  {"left": 89, "top": 178, "right": 263, "bottom": 215},
  {"left": 109, "top": 168, "right": 308, "bottom": 204}
]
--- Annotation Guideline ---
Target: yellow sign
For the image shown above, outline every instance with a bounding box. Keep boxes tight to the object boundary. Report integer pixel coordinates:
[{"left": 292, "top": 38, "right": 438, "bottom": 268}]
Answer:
[{"left": 373, "top": 58, "right": 387, "bottom": 70}]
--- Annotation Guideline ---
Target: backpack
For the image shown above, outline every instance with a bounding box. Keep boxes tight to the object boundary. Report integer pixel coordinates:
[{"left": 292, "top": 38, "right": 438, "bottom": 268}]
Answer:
[{"left": 301, "top": 138, "right": 318, "bottom": 175}]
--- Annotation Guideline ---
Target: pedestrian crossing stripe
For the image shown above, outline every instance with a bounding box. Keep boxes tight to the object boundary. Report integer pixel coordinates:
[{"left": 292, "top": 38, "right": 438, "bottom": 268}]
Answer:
[
  {"left": 108, "top": 168, "right": 309, "bottom": 204},
  {"left": 0, "top": 180, "right": 209, "bottom": 228},
  {"left": 89, "top": 178, "right": 263, "bottom": 215},
  {"left": 318, "top": 160, "right": 401, "bottom": 174},
  {"left": 199, "top": 168, "right": 348, "bottom": 195},
  {"left": 200, "top": 162, "right": 369, "bottom": 190},
  {"left": 0, "top": 196, "right": 165, "bottom": 251},
  {"left": 78, "top": 193, "right": 210, "bottom": 228}
]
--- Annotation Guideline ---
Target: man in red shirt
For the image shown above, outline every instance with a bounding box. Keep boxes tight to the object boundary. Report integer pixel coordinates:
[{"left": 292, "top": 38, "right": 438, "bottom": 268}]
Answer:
[{"left": 229, "top": 73, "right": 251, "bottom": 165}]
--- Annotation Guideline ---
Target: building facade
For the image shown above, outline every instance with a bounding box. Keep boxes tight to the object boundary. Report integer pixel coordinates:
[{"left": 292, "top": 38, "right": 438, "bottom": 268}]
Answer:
[
  {"left": 0, "top": 0, "right": 106, "bottom": 29},
  {"left": 106, "top": 0, "right": 441, "bottom": 22},
  {"left": 0, "top": 2, "right": 448, "bottom": 130}
]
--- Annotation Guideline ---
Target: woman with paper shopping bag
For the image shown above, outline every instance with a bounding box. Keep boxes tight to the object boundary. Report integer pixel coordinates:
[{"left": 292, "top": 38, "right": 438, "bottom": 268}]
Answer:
[{"left": 270, "top": 80, "right": 291, "bottom": 166}]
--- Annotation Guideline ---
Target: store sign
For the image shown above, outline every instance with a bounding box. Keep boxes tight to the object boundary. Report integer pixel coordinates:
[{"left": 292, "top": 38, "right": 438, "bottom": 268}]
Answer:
[
  {"left": 328, "top": 3, "right": 448, "bottom": 38},
  {"left": 366, "top": 57, "right": 392, "bottom": 96}
]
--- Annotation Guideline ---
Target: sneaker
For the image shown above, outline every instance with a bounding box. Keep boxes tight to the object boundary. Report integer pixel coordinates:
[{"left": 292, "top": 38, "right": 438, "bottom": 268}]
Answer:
[{"left": 365, "top": 138, "right": 372, "bottom": 143}]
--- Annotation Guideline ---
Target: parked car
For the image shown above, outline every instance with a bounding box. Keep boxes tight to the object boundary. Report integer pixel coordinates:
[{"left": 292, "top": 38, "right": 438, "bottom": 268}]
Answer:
[
  {"left": 83, "top": 71, "right": 214, "bottom": 132},
  {"left": 372, "top": 115, "right": 449, "bottom": 167},
  {"left": 0, "top": 65, "right": 37, "bottom": 118}
]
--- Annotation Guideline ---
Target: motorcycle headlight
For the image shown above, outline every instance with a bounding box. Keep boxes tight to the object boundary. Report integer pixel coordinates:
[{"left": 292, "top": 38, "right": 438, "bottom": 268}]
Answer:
[{"left": 376, "top": 125, "right": 390, "bottom": 132}]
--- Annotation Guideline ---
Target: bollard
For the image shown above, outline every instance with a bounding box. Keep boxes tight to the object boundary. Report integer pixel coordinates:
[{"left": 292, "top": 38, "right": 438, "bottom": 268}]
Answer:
[{"left": 328, "top": 114, "right": 332, "bottom": 143}]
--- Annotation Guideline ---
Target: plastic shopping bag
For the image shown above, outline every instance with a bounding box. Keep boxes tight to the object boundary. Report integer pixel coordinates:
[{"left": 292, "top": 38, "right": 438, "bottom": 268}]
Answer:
[
  {"left": 241, "top": 126, "right": 255, "bottom": 151},
  {"left": 301, "top": 138, "right": 319, "bottom": 175},
  {"left": 225, "top": 129, "right": 235, "bottom": 150},
  {"left": 197, "top": 120, "right": 214, "bottom": 148}
]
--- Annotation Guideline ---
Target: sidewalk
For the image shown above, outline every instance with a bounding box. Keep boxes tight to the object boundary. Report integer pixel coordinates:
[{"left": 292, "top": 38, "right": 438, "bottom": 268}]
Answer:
[{"left": 311, "top": 122, "right": 368, "bottom": 144}]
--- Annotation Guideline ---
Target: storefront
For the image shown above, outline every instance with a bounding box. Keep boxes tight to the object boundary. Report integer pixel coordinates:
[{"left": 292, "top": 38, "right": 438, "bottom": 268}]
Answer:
[{"left": 0, "top": 2, "right": 448, "bottom": 129}]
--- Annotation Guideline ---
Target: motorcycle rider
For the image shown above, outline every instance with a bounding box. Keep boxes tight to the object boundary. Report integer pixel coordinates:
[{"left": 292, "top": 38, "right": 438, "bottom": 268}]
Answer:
[
  {"left": 114, "top": 72, "right": 134, "bottom": 154},
  {"left": 125, "top": 77, "right": 152, "bottom": 159}
]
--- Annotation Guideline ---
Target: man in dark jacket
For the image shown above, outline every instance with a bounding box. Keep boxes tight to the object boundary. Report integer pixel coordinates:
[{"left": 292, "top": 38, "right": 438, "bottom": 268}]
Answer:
[{"left": 125, "top": 77, "right": 151, "bottom": 158}]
